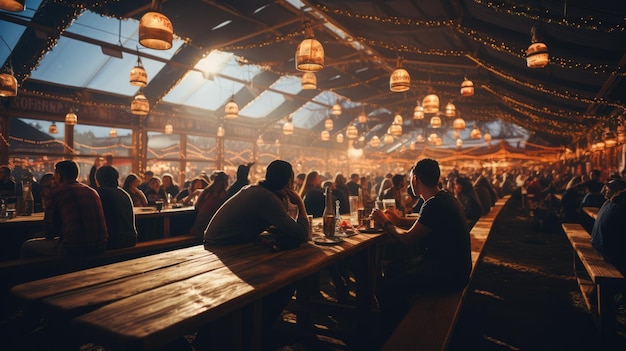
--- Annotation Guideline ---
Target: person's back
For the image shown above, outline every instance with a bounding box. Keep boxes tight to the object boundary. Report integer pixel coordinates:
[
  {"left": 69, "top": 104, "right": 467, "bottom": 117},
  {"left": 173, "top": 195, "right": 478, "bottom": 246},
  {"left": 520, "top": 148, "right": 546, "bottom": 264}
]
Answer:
[
  {"left": 591, "top": 180, "right": 626, "bottom": 274},
  {"left": 474, "top": 182, "right": 492, "bottom": 215},
  {"left": 96, "top": 166, "right": 137, "bottom": 250},
  {"left": 22, "top": 160, "right": 108, "bottom": 257}
]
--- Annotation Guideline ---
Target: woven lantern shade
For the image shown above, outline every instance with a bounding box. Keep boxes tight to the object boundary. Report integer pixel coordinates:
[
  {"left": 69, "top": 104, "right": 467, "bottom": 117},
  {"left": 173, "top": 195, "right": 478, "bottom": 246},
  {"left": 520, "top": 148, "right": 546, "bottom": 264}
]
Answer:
[
  {"left": 430, "top": 116, "right": 441, "bottom": 128},
  {"left": 324, "top": 118, "right": 333, "bottom": 130},
  {"left": 301, "top": 72, "right": 316, "bottom": 89},
  {"left": 453, "top": 117, "right": 466, "bottom": 131},
  {"left": 0, "top": 0, "right": 25, "bottom": 12},
  {"left": 321, "top": 130, "right": 330, "bottom": 141},
  {"left": 131, "top": 92, "right": 150, "bottom": 115},
  {"left": 331, "top": 103, "right": 342, "bottom": 116},
  {"left": 336, "top": 133, "right": 344, "bottom": 143},
  {"left": 65, "top": 108, "right": 77, "bottom": 125},
  {"left": 456, "top": 138, "right": 463, "bottom": 148},
  {"left": 413, "top": 104, "right": 424, "bottom": 120},
  {"left": 389, "top": 122, "right": 402, "bottom": 136},
  {"left": 416, "top": 134, "right": 425, "bottom": 143},
  {"left": 109, "top": 128, "right": 118, "bottom": 138},
  {"left": 383, "top": 134, "right": 394, "bottom": 144},
  {"left": 48, "top": 122, "right": 58, "bottom": 134},
  {"left": 423, "top": 94, "right": 439, "bottom": 114},
  {"left": 0, "top": 62, "right": 17, "bottom": 97},
  {"left": 224, "top": 96, "right": 239, "bottom": 120},
  {"left": 526, "top": 26, "right": 548, "bottom": 68},
  {"left": 470, "top": 126, "right": 482, "bottom": 139},
  {"left": 389, "top": 57, "right": 410, "bottom": 92},
  {"left": 295, "top": 22, "right": 324, "bottom": 72},
  {"left": 460, "top": 78, "right": 474, "bottom": 96},
  {"left": 283, "top": 121, "right": 294, "bottom": 135},
  {"left": 164, "top": 124, "right": 173, "bottom": 135},
  {"left": 445, "top": 102, "right": 456, "bottom": 117},
  {"left": 130, "top": 55, "right": 148, "bottom": 87},
  {"left": 346, "top": 125, "right": 358, "bottom": 139},
  {"left": 139, "top": 1, "right": 173, "bottom": 50},
  {"left": 370, "top": 135, "right": 380, "bottom": 147},
  {"left": 393, "top": 113, "right": 403, "bottom": 125},
  {"left": 428, "top": 133, "right": 438, "bottom": 144},
  {"left": 484, "top": 132, "right": 492, "bottom": 143}
]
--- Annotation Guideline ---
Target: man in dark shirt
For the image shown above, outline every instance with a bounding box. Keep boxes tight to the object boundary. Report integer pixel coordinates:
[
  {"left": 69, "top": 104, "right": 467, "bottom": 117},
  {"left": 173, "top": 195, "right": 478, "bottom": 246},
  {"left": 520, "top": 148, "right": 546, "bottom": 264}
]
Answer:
[
  {"left": 21, "top": 160, "right": 108, "bottom": 257},
  {"left": 0, "top": 165, "right": 16, "bottom": 196},
  {"left": 371, "top": 158, "right": 471, "bottom": 341},
  {"left": 346, "top": 173, "right": 360, "bottom": 196},
  {"left": 95, "top": 165, "right": 138, "bottom": 250}
]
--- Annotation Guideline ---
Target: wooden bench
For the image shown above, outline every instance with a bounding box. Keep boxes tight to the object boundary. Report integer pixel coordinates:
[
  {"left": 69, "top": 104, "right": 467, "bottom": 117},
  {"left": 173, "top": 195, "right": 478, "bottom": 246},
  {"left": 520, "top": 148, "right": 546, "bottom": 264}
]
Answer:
[
  {"left": 382, "top": 195, "right": 510, "bottom": 351},
  {"left": 561, "top": 223, "right": 626, "bottom": 343}
]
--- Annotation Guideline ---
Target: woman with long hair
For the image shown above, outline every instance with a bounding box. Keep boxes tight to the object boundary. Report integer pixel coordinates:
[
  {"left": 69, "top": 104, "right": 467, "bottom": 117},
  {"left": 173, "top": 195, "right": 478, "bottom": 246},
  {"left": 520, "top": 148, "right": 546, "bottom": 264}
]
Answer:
[
  {"left": 188, "top": 172, "right": 229, "bottom": 235},
  {"left": 122, "top": 173, "right": 148, "bottom": 207}
]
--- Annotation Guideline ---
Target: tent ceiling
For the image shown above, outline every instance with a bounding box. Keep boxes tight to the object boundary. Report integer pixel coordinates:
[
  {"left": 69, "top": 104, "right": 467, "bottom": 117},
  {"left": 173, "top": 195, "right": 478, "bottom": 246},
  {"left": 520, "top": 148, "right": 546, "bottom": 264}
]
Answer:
[{"left": 2, "top": 0, "right": 625, "bottom": 148}]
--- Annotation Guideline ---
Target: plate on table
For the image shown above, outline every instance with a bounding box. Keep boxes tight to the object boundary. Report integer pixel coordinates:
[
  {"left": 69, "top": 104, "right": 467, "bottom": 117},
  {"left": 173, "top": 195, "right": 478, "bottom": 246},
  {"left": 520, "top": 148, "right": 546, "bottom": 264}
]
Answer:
[
  {"left": 359, "top": 228, "right": 384, "bottom": 234},
  {"left": 312, "top": 236, "right": 344, "bottom": 245},
  {"left": 137, "top": 207, "right": 156, "bottom": 212}
]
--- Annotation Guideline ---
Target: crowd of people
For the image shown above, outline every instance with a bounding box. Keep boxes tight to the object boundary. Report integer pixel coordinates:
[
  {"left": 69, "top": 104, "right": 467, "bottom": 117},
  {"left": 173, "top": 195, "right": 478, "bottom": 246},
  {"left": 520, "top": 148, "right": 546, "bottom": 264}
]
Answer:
[{"left": 2, "top": 156, "right": 625, "bottom": 349}]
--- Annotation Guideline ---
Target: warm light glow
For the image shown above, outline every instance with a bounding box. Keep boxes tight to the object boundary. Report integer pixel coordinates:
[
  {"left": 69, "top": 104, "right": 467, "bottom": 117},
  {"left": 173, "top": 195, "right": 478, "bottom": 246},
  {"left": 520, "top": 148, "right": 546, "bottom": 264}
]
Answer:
[
  {"left": 109, "top": 128, "right": 118, "bottom": 137},
  {"left": 453, "top": 118, "right": 466, "bottom": 131},
  {"left": 416, "top": 134, "right": 425, "bottom": 143},
  {"left": 460, "top": 79, "right": 474, "bottom": 96},
  {"left": 390, "top": 57, "right": 410, "bottom": 92},
  {"left": 370, "top": 135, "right": 381, "bottom": 147},
  {"left": 456, "top": 138, "right": 463, "bottom": 148},
  {"left": 164, "top": 124, "right": 173, "bottom": 134},
  {"left": 283, "top": 121, "right": 294, "bottom": 135},
  {"left": 256, "top": 135, "right": 264, "bottom": 145},
  {"left": 346, "top": 125, "right": 358, "bottom": 139},
  {"left": 217, "top": 125, "right": 225, "bottom": 137},
  {"left": 130, "top": 56, "right": 148, "bottom": 87},
  {"left": 389, "top": 122, "right": 402, "bottom": 136},
  {"left": 526, "top": 42, "right": 549, "bottom": 68},
  {"left": 358, "top": 111, "right": 367, "bottom": 124},
  {"left": 331, "top": 103, "right": 342, "bottom": 116},
  {"left": 470, "top": 126, "right": 481, "bottom": 139},
  {"left": 295, "top": 24, "right": 324, "bottom": 72},
  {"left": 324, "top": 118, "right": 334, "bottom": 130},
  {"left": 301, "top": 72, "right": 316, "bottom": 89},
  {"left": 413, "top": 104, "right": 424, "bottom": 120},
  {"left": 321, "top": 130, "right": 330, "bottom": 141},
  {"left": 336, "top": 133, "right": 344, "bottom": 143},
  {"left": 0, "top": 64, "right": 17, "bottom": 97},
  {"left": 603, "top": 130, "right": 617, "bottom": 147},
  {"left": 383, "top": 134, "right": 394, "bottom": 144},
  {"left": 430, "top": 116, "right": 441, "bottom": 128},
  {"left": 423, "top": 94, "right": 439, "bottom": 113},
  {"left": 393, "top": 113, "right": 403, "bottom": 125},
  {"left": 0, "top": 0, "right": 25, "bottom": 12},
  {"left": 65, "top": 109, "right": 77, "bottom": 125},
  {"left": 445, "top": 102, "right": 456, "bottom": 117},
  {"left": 139, "top": 8, "right": 173, "bottom": 50},
  {"left": 484, "top": 132, "right": 492, "bottom": 143},
  {"left": 48, "top": 122, "right": 58, "bottom": 134},
  {"left": 131, "top": 92, "right": 150, "bottom": 115},
  {"left": 225, "top": 96, "right": 239, "bottom": 120}
]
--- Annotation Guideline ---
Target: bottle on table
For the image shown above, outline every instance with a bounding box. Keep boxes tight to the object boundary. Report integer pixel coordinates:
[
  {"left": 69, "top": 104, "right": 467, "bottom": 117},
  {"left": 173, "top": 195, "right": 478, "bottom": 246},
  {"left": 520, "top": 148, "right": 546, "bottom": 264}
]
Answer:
[
  {"left": 22, "top": 180, "right": 34, "bottom": 216},
  {"left": 323, "top": 186, "right": 335, "bottom": 238}
]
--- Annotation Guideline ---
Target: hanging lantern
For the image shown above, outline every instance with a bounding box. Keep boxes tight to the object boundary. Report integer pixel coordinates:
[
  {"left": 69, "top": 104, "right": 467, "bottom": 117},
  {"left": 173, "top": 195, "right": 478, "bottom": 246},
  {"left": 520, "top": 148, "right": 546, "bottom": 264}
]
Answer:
[
  {"left": 217, "top": 125, "right": 225, "bottom": 137},
  {"left": 393, "top": 113, "right": 403, "bottom": 125},
  {"left": 324, "top": 117, "right": 334, "bottom": 130},
  {"left": 436, "top": 136, "right": 443, "bottom": 146},
  {"left": 484, "top": 132, "right": 492, "bottom": 143},
  {"left": 295, "top": 21, "right": 324, "bottom": 72},
  {"left": 331, "top": 102, "right": 342, "bottom": 116},
  {"left": 256, "top": 135, "right": 264, "bottom": 146},
  {"left": 618, "top": 124, "right": 626, "bottom": 143},
  {"left": 603, "top": 130, "right": 617, "bottom": 147},
  {"left": 470, "top": 126, "right": 481, "bottom": 139},
  {"left": 370, "top": 135, "right": 381, "bottom": 147},
  {"left": 409, "top": 141, "right": 416, "bottom": 150},
  {"left": 346, "top": 125, "right": 359, "bottom": 139},
  {"left": 65, "top": 108, "right": 77, "bottom": 125},
  {"left": 131, "top": 92, "right": 150, "bottom": 115},
  {"left": 0, "top": 0, "right": 25, "bottom": 11},
  {"left": 460, "top": 78, "right": 474, "bottom": 96},
  {"left": 283, "top": 120, "right": 294, "bottom": 135},
  {"left": 445, "top": 102, "right": 456, "bottom": 117},
  {"left": 389, "top": 122, "right": 402, "bottom": 136},
  {"left": 389, "top": 57, "right": 410, "bottom": 92},
  {"left": 428, "top": 133, "right": 438, "bottom": 144},
  {"left": 109, "top": 128, "right": 118, "bottom": 138},
  {"left": 430, "top": 116, "right": 441, "bottom": 128},
  {"left": 358, "top": 111, "right": 367, "bottom": 124},
  {"left": 526, "top": 26, "right": 549, "bottom": 68},
  {"left": 453, "top": 117, "right": 466, "bottom": 131},
  {"left": 383, "top": 134, "right": 394, "bottom": 144},
  {"left": 416, "top": 134, "right": 425, "bottom": 143},
  {"left": 164, "top": 124, "right": 173, "bottom": 134},
  {"left": 413, "top": 103, "right": 424, "bottom": 120},
  {"left": 423, "top": 94, "right": 439, "bottom": 113},
  {"left": 139, "top": 0, "right": 173, "bottom": 50},
  {"left": 301, "top": 72, "right": 316, "bottom": 89},
  {"left": 336, "top": 133, "right": 344, "bottom": 143},
  {"left": 456, "top": 138, "right": 463, "bottom": 148},
  {"left": 0, "top": 61, "right": 18, "bottom": 97},
  {"left": 224, "top": 96, "right": 239, "bottom": 120},
  {"left": 595, "top": 141, "right": 605, "bottom": 150},
  {"left": 321, "top": 130, "right": 330, "bottom": 141},
  {"left": 129, "top": 55, "right": 148, "bottom": 87},
  {"left": 48, "top": 122, "right": 58, "bottom": 134}
]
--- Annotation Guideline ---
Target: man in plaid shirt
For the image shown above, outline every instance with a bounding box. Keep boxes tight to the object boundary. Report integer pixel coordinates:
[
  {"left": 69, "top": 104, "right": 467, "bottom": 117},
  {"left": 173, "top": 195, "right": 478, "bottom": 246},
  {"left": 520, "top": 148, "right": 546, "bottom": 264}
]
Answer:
[{"left": 21, "top": 160, "right": 108, "bottom": 257}]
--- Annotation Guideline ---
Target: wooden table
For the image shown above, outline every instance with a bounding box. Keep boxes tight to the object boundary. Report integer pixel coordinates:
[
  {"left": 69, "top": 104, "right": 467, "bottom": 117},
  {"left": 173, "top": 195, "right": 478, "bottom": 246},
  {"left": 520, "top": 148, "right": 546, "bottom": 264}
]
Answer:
[
  {"left": 11, "top": 232, "right": 385, "bottom": 350},
  {"left": 582, "top": 206, "right": 599, "bottom": 220}
]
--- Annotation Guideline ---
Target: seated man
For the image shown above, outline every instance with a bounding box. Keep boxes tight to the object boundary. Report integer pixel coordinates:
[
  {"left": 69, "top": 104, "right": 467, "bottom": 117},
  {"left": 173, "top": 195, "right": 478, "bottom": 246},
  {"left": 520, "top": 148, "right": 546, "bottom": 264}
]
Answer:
[
  {"left": 371, "top": 158, "right": 471, "bottom": 343},
  {"left": 591, "top": 178, "right": 626, "bottom": 274},
  {"left": 21, "top": 160, "right": 108, "bottom": 257},
  {"left": 95, "top": 165, "right": 138, "bottom": 250}
]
